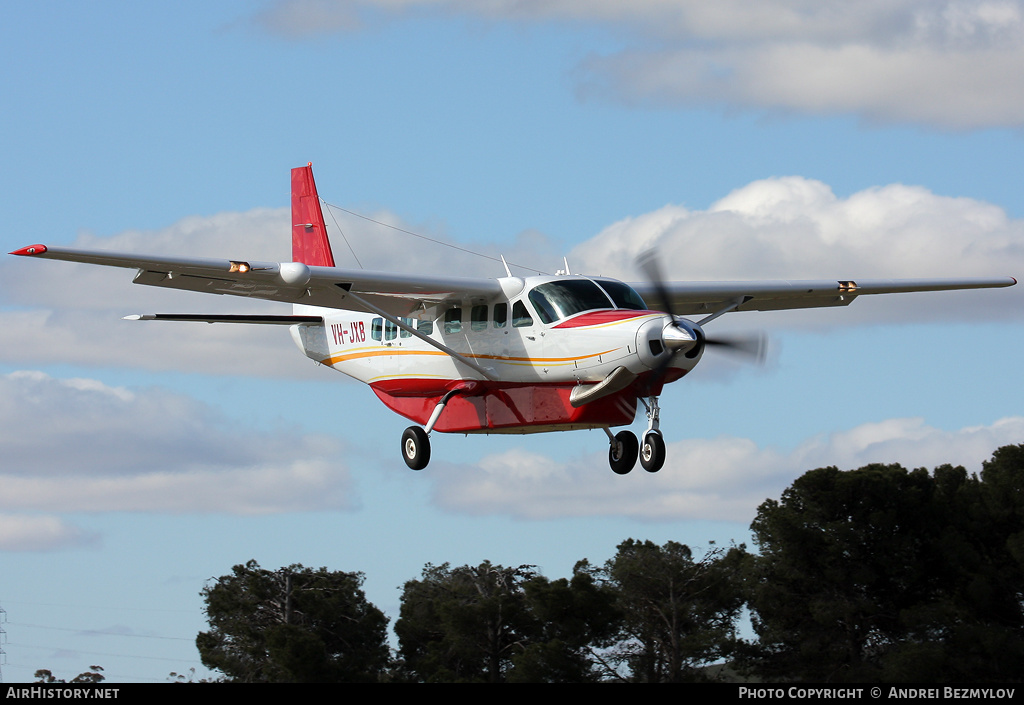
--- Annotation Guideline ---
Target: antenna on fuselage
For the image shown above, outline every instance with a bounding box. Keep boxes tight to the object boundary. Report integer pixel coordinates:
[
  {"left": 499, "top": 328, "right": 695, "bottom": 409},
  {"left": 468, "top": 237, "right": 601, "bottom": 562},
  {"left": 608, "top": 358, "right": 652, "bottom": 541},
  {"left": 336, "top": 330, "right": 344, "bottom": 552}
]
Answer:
[
  {"left": 500, "top": 254, "right": 513, "bottom": 277},
  {"left": 556, "top": 257, "right": 571, "bottom": 276}
]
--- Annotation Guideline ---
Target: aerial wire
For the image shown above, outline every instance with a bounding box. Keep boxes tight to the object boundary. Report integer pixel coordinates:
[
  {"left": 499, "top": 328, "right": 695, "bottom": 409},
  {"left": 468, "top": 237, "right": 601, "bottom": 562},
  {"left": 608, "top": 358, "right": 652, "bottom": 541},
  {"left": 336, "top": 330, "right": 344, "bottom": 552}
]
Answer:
[
  {"left": 323, "top": 197, "right": 364, "bottom": 270},
  {"left": 321, "top": 199, "right": 548, "bottom": 276}
]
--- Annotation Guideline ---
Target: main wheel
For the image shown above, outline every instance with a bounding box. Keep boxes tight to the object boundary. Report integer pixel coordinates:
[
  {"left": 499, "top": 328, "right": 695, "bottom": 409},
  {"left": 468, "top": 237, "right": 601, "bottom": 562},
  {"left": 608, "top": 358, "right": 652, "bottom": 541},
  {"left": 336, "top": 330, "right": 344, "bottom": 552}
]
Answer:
[
  {"left": 402, "top": 426, "right": 430, "bottom": 470},
  {"left": 640, "top": 431, "right": 666, "bottom": 473},
  {"left": 609, "top": 430, "right": 639, "bottom": 475}
]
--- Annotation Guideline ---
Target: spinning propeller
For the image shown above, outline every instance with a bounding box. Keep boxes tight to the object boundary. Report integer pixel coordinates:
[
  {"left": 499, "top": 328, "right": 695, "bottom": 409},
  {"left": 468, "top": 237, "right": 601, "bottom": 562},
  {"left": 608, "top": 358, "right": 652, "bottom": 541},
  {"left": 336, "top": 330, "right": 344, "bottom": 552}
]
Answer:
[{"left": 637, "top": 249, "right": 767, "bottom": 371}]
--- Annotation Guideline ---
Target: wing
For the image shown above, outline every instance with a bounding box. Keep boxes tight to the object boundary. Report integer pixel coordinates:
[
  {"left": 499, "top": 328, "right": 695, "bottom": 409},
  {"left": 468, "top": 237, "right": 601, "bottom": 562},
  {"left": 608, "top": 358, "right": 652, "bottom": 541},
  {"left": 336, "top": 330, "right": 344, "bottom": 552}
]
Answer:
[
  {"left": 10, "top": 244, "right": 502, "bottom": 317},
  {"left": 629, "top": 277, "right": 1017, "bottom": 318}
]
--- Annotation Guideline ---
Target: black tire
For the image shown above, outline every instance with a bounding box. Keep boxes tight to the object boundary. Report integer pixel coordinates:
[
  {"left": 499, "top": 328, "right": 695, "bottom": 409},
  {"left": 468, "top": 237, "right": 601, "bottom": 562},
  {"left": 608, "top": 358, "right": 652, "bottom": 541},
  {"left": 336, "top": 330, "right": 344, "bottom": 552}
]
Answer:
[
  {"left": 640, "top": 431, "right": 666, "bottom": 473},
  {"left": 609, "top": 430, "right": 638, "bottom": 475},
  {"left": 402, "top": 426, "right": 430, "bottom": 470}
]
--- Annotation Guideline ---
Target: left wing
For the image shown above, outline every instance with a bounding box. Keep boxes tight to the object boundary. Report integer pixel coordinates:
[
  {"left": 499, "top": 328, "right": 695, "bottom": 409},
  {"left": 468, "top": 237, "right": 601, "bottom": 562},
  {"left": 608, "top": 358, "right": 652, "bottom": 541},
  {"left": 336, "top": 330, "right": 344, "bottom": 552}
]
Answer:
[
  {"left": 630, "top": 277, "right": 1017, "bottom": 319},
  {"left": 10, "top": 244, "right": 502, "bottom": 317}
]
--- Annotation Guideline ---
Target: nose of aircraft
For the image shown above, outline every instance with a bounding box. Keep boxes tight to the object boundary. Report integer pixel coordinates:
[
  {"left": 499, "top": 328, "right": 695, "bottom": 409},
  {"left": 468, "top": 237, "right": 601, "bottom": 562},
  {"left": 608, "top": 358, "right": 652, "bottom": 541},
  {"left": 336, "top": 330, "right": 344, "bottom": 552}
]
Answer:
[
  {"left": 662, "top": 319, "right": 695, "bottom": 352},
  {"left": 636, "top": 315, "right": 706, "bottom": 370},
  {"left": 663, "top": 317, "right": 704, "bottom": 359}
]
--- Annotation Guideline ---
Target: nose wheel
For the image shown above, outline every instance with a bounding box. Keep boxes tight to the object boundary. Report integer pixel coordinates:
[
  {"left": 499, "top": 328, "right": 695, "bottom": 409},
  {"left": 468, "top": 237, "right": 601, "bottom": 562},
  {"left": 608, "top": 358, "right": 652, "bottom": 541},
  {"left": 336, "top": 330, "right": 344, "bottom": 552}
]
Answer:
[
  {"left": 605, "top": 396, "right": 667, "bottom": 474},
  {"left": 640, "top": 431, "right": 665, "bottom": 473}
]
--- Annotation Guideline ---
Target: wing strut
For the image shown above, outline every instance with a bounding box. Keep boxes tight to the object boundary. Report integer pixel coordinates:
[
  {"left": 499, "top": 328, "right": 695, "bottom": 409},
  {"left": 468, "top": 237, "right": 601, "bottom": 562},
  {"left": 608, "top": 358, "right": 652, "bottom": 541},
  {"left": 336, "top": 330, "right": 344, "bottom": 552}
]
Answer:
[
  {"left": 696, "top": 297, "right": 747, "bottom": 327},
  {"left": 123, "top": 314, "right": 324, "bottom": 324},
  {"left": 343, "top": 290, "right": 499, "bottom": 381}
]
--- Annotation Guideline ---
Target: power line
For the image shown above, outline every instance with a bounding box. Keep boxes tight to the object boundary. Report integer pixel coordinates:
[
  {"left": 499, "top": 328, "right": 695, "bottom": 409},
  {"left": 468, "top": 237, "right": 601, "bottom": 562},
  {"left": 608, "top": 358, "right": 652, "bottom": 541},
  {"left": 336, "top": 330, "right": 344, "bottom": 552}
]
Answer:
[
  {"left": 1, "top": 601, "right": 7, "bottom": 683},
  {"left": 8, "top": 622, "right": 192, "bottom": 641}
]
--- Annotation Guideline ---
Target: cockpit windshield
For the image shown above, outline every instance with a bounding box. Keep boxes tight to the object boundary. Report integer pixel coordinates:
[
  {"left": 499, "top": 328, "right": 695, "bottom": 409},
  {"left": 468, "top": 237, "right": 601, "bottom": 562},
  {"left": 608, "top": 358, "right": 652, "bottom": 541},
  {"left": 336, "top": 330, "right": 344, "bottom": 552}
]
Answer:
[
  {"left": 526, "top": 279, "right": 648, "bottom": 324},
  {"left": 598, "top": 280, "right": 648, "bottom": 311}
]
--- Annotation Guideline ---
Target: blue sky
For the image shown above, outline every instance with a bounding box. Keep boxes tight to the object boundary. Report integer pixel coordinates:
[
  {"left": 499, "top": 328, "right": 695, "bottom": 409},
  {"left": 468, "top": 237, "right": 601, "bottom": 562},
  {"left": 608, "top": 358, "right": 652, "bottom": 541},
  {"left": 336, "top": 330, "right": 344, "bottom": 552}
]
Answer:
[{"left": 1, "top": 0, "right": 1023, "bottom": 682}]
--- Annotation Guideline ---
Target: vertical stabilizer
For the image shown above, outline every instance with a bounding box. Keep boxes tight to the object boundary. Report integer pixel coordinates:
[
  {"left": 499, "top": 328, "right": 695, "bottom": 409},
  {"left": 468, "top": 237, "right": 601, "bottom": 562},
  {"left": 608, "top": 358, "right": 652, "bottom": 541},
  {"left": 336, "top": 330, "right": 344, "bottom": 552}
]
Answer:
[{"left": 291, "top": 163, "right": 336, "bottom": 267}]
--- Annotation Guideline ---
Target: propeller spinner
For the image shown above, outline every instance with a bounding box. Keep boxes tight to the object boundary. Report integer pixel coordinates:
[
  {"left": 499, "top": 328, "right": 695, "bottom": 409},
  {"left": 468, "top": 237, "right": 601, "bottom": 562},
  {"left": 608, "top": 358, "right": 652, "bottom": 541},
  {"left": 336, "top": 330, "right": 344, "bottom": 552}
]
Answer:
[{"left": 636, "top": 248, "right": 767, "bottom": 369}]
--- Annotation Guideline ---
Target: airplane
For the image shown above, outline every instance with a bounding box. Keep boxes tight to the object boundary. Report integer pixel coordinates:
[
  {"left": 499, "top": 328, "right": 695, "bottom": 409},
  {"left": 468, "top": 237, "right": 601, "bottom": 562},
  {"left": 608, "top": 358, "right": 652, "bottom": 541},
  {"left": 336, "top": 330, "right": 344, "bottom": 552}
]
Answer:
[{"left": 10, "top": 164, "right": 1017, "bottom": 474}]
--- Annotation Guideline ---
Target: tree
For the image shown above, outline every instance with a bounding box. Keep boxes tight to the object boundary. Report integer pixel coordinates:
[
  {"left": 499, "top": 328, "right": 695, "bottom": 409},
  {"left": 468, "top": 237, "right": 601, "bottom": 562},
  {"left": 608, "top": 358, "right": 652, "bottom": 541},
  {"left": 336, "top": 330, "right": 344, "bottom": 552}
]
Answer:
[
  {"left": 746, "top": 450, "right": 1024, "bottom": 682},
  {"left": 34, "top": 666, "right": 104, "bottom": 683},
  {"left": 509, "top": 568, "right": 621, "bottom": 682},
  {"left": 396, "top": 560, "right": 622, "bottom": 683},
  {"left": 589, "top": 539, "right": 747, "bottom": 682},
  {"left": 395, "top": 561, "right": 537, "bottom": 682},
  {"left": 196, "top": 560, "right": 389, "bottom": 682}
]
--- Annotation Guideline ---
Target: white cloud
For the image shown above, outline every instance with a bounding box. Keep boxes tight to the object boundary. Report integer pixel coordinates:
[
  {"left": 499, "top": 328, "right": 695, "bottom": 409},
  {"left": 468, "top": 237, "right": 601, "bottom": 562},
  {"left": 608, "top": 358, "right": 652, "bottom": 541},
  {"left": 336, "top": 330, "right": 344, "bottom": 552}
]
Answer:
[
  {"left": 0, "top": 514, "right": 99, "bottom": 552},
  {"left": 253, "top": 0, "right": 1024, "bottom": 129},
  {"left": 0, "top": 371, "right": 354, "bottom": 517},
  {"left": 253, "top": 0, "right": 365, "bottom": 37},
  {"left": 576, "top": 37, "right": 1024, "bottom": 129},
  {"left": 572, "top": 176, "right": 1023, "bottom": 327},
  {"left": 429, "top": 415, "right": 1024, "bottom": 522}
]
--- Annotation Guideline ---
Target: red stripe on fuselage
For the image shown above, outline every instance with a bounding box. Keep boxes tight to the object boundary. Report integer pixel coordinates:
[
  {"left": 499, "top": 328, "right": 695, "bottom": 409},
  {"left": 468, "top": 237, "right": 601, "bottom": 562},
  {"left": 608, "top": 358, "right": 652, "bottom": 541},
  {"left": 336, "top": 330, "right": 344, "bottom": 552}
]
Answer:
[{"left": 552, "top": 310, "right": 660, "bottom": 328}]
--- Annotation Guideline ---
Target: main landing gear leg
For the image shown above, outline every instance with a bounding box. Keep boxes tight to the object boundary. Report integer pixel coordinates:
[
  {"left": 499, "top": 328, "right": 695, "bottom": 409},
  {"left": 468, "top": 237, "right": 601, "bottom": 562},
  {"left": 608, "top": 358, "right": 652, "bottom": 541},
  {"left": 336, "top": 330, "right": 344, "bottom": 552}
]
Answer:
[
  {"left": 402, "top": 390, "right": 460, "bottom": 471},
  {"left": 638, "top": 396, "right": 666, "bottom": 473}
]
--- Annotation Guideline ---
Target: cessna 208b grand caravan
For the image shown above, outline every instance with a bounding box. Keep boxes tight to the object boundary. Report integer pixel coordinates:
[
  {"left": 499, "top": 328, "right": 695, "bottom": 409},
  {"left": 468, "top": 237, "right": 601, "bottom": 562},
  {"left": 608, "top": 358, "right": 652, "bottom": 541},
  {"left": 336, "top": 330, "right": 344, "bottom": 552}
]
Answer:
[{"left": 11, "top": 165, "right": 1017, "bottom": 473}]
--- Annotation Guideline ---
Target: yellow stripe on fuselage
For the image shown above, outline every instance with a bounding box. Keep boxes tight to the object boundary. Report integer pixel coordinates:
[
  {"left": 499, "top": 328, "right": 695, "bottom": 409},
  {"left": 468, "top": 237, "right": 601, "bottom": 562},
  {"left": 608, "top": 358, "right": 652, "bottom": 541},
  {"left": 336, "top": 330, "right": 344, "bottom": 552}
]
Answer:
[{"left": 321, "top": 346, "right": 619, "bottom": 368}]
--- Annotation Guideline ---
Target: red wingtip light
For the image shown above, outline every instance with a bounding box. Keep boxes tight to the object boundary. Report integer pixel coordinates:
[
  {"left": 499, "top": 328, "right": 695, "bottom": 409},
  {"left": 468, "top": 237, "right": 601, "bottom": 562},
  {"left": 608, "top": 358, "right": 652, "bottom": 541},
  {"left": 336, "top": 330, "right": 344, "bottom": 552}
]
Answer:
[{"left": 10, "top": 244, "right": 48, "bottom": 256}]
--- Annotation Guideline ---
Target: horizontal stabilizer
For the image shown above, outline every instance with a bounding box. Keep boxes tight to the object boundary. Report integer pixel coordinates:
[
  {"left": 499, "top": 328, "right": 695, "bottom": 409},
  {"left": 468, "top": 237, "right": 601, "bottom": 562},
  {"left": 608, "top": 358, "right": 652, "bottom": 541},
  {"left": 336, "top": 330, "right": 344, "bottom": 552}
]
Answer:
[{"left": 123, "top": 314, "right": 323, "bottom": 325}]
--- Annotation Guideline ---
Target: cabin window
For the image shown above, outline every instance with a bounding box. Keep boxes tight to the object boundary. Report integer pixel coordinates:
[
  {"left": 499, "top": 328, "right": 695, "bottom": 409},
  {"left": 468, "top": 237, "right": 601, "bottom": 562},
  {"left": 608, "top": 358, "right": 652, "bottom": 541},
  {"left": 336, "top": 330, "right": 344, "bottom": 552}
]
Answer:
[
  {"left": 527, "top": 280, "right": 613, "bottom": 324},
  {"left": 471, "top": 305, "right": 488, "bottom": 331},
  {"left": 444, "top": 307, "right": 462, "bottom": 334},
  {"left": 400, "top": 317, "right": 413, "bottom": 338},
  {"left": 384, "top": 320, "right": 398, "bottom": 341},
  {"left": 418, "top": 319, "right": 433, "bottom": 335},
  {"left": 598, "top": 280, "right": 647, "bottom": 310},
  {"left": 371, "top": 317, "right": 383, "bottom": 341},
  {"left": 493, "top": 303, "right": 507, "bottom": 328},
  {"left": 512, "top": 301, "right": 533, "bottom": 328}
]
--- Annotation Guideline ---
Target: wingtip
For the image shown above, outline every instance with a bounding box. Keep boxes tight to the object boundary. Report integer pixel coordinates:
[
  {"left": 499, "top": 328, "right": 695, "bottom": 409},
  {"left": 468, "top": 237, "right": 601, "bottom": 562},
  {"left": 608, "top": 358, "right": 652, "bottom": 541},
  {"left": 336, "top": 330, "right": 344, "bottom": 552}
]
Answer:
[{"left": 10, "top": 244, "right": 47, "bottom": 256}]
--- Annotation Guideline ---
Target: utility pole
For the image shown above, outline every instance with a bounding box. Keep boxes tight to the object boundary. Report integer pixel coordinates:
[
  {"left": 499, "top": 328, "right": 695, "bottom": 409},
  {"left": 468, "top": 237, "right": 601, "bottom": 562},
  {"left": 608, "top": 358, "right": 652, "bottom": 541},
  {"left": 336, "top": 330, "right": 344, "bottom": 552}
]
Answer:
[{"left": 0, "top": 602, "right": 7, "bottom": 683}]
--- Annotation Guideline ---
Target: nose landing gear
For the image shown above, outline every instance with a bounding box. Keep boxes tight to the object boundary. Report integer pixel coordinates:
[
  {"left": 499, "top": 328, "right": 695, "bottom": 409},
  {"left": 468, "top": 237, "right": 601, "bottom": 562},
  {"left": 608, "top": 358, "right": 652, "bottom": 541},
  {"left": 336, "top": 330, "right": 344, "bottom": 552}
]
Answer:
[
  {"left": 605, "top": 395, "right": 667, "bottom": 474},
  {"left": 639, "top": 430, "right": 665, "bottom": 473}
]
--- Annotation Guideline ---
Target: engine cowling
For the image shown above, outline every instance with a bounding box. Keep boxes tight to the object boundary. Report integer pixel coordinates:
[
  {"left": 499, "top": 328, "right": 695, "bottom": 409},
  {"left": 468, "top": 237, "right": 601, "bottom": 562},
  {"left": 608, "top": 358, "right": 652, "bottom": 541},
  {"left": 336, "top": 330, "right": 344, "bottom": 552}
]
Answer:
[{"left": 635, "top": 315, "right": 704, "bottom": 370}]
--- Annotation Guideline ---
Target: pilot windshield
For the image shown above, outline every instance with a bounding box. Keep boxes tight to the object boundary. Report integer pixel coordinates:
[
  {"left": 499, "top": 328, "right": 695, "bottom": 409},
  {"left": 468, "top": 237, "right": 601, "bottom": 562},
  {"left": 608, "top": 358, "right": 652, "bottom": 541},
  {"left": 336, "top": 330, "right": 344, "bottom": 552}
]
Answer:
[
  {"left": 527, "top": 279, "right": 646, "bottom": 324},
  {"left": 598, "top": 280, "right": 647, "bottom": 311}
]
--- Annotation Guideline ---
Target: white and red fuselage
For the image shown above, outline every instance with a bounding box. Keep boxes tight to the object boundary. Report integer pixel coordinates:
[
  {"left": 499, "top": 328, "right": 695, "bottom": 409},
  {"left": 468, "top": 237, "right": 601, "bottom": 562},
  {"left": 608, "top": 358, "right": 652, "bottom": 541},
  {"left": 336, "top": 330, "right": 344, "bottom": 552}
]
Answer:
[
  {"left": 11, "top": 163, "right": 1013, "bottom": 472},
  {"left": 289, "top": 276, "right": 701, "bottom": 434}
]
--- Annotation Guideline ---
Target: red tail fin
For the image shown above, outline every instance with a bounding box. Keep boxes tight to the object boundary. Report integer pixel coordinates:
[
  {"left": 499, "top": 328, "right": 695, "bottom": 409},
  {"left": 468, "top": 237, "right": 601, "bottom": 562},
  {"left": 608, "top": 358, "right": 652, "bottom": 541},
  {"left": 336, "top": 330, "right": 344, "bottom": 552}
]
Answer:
[{"left": 291, "top": 163, "right": 336, "bottom": 267}]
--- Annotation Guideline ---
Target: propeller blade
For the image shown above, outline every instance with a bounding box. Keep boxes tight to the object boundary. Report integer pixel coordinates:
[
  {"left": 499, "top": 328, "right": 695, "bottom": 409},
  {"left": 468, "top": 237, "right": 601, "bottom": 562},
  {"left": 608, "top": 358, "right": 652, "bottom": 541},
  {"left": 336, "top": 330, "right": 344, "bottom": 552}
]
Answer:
[
  {"left": 705, "top": 332, "right": 768, "bottom": 365},
  {"left": 636, "top": 248, "right": 675, "bottom": 317},
  {"left": 636, "top": 247, "right": 768, "bottom": 369}
]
